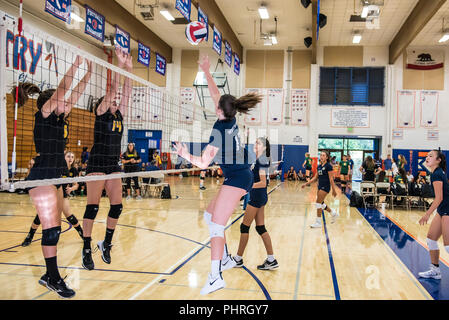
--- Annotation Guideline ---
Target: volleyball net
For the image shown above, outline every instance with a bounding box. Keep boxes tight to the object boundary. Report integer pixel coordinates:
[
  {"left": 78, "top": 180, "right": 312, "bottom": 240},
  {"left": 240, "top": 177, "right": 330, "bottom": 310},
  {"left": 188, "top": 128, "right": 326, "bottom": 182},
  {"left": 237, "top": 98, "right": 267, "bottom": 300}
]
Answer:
[{"left": 0, "top": 12, "right": 239, "bottom": 191}]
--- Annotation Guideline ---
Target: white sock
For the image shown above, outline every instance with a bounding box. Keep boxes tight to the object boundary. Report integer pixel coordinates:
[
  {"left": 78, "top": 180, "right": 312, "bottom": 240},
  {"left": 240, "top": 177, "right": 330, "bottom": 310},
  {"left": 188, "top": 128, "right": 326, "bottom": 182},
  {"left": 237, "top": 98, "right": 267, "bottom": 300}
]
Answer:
[
  {"left": 267, "top": 255, "right": 275, "bottom": 262},
  {"left": 211, "top": 260, "right": 221, "bottom": 277},
  {"left": 445, "top": 245, "right": 449, "bottom": 255},
  {"left": 316, "top": 217, "right": 322, "bottom": 224},
  {"left": 234, "top": 255, "right": 242, "bottom": 261}
]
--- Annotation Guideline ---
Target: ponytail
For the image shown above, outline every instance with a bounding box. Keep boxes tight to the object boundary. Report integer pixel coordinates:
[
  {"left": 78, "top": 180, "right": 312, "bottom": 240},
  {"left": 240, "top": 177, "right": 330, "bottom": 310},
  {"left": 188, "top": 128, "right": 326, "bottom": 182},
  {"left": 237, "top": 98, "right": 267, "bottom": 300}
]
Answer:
[
  {"left": 434, "top": 149, "right": 447, "bottom": 172},
  {"left": 11, "top": 82, "right": 41, "bottom": 107},
  {"left": 218, "top": 93, "right": 262, "bottom": 119}
]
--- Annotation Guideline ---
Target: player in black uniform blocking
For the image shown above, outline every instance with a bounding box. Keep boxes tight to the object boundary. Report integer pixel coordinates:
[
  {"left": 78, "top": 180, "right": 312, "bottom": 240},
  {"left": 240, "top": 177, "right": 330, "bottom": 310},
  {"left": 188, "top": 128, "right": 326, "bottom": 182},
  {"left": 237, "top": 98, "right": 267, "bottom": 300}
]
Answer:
[
  {"left": 233, "top": 137, "right": 278, "bottom": 270},
  {"left": 13, "top": 55, "right": 92, "bottom": 298},
  {"left": 418, "top": 150, "right": 449, "bottom": 280},
  {"left": 173, "top": 54, "right": 261, "bottom": 295},
  {"left": 21, "top": 151, "right": 84, "bottom": 246},
  {"left": 81, "top": 47, "right": 133, "bottom": 270},
  {"left": 302, "top": 150, "right": 339, "bottom": 228}
]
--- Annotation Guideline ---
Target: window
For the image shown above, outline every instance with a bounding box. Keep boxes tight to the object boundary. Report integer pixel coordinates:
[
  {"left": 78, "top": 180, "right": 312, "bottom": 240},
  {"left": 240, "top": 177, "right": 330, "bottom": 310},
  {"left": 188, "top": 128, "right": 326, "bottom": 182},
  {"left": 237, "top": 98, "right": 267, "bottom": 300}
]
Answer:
[{"left": 319, "top": 67, "right": 385, "bottom": 106}]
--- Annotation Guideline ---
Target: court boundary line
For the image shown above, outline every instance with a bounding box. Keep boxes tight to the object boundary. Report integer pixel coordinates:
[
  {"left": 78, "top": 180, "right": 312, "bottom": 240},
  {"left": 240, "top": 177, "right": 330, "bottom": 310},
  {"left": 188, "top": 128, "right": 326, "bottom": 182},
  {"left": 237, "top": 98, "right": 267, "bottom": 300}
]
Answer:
[
  {"left": 322, "top": 212, "right": 341, "bottom": 300},
  {"left": 293, "top": 207, "right": 308, "bottom": 300}
]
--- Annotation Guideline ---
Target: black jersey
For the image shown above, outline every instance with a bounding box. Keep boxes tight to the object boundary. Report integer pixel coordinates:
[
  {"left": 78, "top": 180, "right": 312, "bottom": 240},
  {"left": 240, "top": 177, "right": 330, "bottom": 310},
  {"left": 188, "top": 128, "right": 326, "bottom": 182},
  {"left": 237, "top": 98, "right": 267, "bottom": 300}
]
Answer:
[
  {"left": 90, "top": 110, "right": 123, "bottom": 162},
  {"left": 27, "top": 111, "right": 66, "bottom": 180},
  {"left": 122, "top": 151, "right": 141, "bottom": 173}
]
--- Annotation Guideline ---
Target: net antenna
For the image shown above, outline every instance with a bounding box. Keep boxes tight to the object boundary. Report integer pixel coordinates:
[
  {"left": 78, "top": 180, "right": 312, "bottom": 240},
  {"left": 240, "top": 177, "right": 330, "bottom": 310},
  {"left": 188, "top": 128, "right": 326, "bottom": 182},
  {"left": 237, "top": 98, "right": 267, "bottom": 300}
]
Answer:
[{"left": 193, "top": 58, "right": 230, "bottom": 120}]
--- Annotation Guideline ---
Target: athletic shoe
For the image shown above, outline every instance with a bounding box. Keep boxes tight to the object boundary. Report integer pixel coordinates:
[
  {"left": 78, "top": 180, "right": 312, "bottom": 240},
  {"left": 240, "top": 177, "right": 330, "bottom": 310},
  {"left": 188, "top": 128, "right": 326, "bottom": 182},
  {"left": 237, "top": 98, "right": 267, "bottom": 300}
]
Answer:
[
  {"left": 200, "top": 272, "right": 225, "bottom": 295},
  {"left": 199, "top": 186, "right": 206, "bottom": 190},
  {"left": 21, "top": 235, "right": 33, "bottom": 247},
  {"left": 97, "top": 240, "right": 112, "bottom": 264},
  {"left": 126, "top": 195, "right": 132, "bottom": 200},
  {"left": 46, "top": 277, "right": 75, "bottom": 299},
  {"left": 310, "top": 221, "right": 322, "bottom": 228},
  {"left": 221, "top": 255, "right": 237, "bottom": 271},
  {"left": 330, "top": 209, "right": 339, "bottom": 223},
  {"left": 82, "top": 248, "right": 95, "bottom": 270},
  {"left": 38, "top": 273, "right": 49, "bottom": 287},
  {"left": 233, "top": 257, "right": 244, "bottom": 268},
  {"left": 257, "top": 259, "right": 279, "bottom": 270},
  {"left": 418, "top": 264, "right": 442, "bottom": 280},
  {"left": 136, "top": 195, "right": 143, "bottom": 201}
]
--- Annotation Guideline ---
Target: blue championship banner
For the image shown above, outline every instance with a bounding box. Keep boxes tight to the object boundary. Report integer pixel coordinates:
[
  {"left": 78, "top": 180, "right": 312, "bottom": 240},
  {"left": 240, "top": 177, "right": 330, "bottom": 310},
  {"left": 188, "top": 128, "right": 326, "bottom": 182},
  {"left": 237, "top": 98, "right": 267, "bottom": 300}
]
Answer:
[
  {"left": 198, "top": 6, "right": 208, "bottom": 41},
  {"left": 115, "top": 25, "right": 130, "bottom": 53},
  {"left": 45, "top": 0, "right": 71, "bottom": 23},
  {"left": 212, "top": 25, "right": 222, "bottom": 56},
  {"left": 155, "top": 53, "right": 166, "bottom": 76},
  {"left": 175, "top": 0, "right": 191, "bottom": 21},
  {"left": 138, "top": 42, "right": 150, "bottom": 67},
  {"left": 84, "top": 5, "right": 105, "bottom": 42},
  {"left": 224, "top": 40, "right": 232, "bottom": 67},
  {"left": 234, "top": 53, "right": 240, "bottom": 75}
]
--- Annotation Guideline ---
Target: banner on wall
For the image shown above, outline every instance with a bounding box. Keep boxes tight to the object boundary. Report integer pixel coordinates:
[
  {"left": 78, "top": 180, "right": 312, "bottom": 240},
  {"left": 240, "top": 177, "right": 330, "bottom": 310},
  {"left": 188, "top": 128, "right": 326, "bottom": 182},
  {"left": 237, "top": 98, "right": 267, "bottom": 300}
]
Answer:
[
  {"left": 234, "top": 53, "right": 240, "bottom": 75},
  {"left": 212, "top": 26, "right": 222, "bottom": 56},
  {"left": 397, "top": 90, "right": 415, "bottom": 128},
  {"left": 224, "top": 41, "right": 232, "bottom": 67},
  {"left": 175, "top": 0, "right": 191, "bottom": 21},
  {"left": 45, "top": 0, "right": 71, "bottom": 23},
  {"left": 180, "top": 87, "right": 195, "bottom": 123},
  {"left": 155, "top": 53, "right": 166, "bottom": 76},
  {"left": 115, "top": 25, "right": 130, "bottom": 53},
  {"left": 290, "top": 89, "right": 309, "bottom": 125},
  {"left": 267, "top": 88, "right": 284, "bottom": 124},
  {"left": 331, "top": 108, "right": 370, "bottom": 128},
  {"left": 427, "top": 130, "right": 439, "bottom": 140},
  {"left": 198, "top": 7, "right": 208, "bottom": 41},
  {"left": 420, "top": 91, "right": 438, "bottom": 128},
  {"left": 406, "top": 49, "right": 444, "bottom": 70},
  {"left": 244, "top": 88, "right": 263, "bottom": 125},
  {"left": 392, "top": 129, "right": 403, "bottom": 140},
  {"left": 84, "top": 5, "right": 105, "bottom": 42},
  {"left": 138, "top": 42, "right": 150, "bottom": 67}
]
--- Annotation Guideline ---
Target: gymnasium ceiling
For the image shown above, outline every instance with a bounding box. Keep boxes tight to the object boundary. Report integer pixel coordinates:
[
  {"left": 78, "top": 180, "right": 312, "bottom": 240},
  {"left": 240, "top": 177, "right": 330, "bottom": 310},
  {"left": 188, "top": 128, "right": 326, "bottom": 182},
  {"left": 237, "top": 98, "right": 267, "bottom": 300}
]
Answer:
[{"left": 3, "top": 0, "right": 449, "bottom": 55}]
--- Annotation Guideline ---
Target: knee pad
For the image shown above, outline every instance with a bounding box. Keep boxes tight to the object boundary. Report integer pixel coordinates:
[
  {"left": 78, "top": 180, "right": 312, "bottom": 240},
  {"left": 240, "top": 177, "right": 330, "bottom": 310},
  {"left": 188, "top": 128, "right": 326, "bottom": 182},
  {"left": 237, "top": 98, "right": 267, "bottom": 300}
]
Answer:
[
  {"left": 427, "top": 238, "right": 439, "bottom": 251},
  {"left": 255, "top": 225, "right": 267, "bottom": 235},
  {"left": 108, "top": 204, "right": 123, "bottom": 219},
  {"left": 315, "top": 203, "right": 323, "bottom": 209},
  {"left": 321, "top": 202, "right": 327, "bottom": 210},
  {"left": 33, "top": 215, "right": 41, "bottom": 225},
  {"left": 84, "top": 204, "right": 99, "bottom": 220},
  {"left": 445, "top": 245, "right": 449, "bottom": 254},
  {"left": 240, "top": 223, "right": 250, "bottom": 234},
  {"left": 208, "top": 221, "right": 225, "bottom": 239},
  {"left": 41, "top": 226, "right": 61, "bottom": 246},
  {"left": 66, "top": 214, "right": 79, "bottom": 226},
  {"left": 203, "top": 211, "right": 212, "bottom": 226}
]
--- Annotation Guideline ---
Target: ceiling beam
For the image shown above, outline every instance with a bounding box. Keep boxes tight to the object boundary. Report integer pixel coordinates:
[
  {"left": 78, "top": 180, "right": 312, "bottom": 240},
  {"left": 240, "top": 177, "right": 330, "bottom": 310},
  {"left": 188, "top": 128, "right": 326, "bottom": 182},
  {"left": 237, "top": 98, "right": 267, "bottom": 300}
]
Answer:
[
  {"left": 74, "top": 0, "right": 173, "bottom": 63},
  {"left": 191, "top": 0, "right": 243, "bottom": 62},
  {"left": 389, "top": 0, "right": 446, "bottom": 64},
  {"left": 311, "top": 0, "right": 317, "bottom": 64}
]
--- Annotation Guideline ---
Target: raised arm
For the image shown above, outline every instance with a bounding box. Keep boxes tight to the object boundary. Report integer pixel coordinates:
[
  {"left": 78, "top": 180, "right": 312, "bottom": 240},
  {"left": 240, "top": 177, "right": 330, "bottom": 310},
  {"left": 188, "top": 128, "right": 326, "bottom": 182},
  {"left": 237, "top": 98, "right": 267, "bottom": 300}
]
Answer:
[
  {"left": 198, "top": 55, "right": 221, "bottom": 115},
  {"left": 65, "top": 59, "right": 93, "bottom": 113},
  {"left": 117, "top": 53, "right": 133, "bottom": 117},
  {"left": 42, "top": 55, "right": 83, "bottom": 118}
]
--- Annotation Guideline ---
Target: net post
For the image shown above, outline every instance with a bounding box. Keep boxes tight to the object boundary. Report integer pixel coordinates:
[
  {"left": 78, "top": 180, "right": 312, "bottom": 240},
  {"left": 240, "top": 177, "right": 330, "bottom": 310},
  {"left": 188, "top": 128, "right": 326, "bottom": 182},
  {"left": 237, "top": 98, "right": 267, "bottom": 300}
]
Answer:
[{"left": 0, "top": 23, "right": 9, "bottom": 191}]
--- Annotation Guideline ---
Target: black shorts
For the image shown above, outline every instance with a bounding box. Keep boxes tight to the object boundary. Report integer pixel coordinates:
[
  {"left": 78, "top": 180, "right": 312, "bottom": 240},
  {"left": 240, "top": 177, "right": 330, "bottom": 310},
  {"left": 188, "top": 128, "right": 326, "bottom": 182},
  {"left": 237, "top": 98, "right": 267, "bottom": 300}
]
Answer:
[
  {"left": 305, "top": 165, "right": 312, "bottom": 171},
  {"left": 248, "top": 188, "right": 268, "bottom": 208},
  {"left": 86, "top": 156, "right": 121, "bottom": 175},
  {"left": 318, "top": 185, "right": 331, "bottom": 193},
  {"left": 25, "top": 160, "right": 64, "bottom": 191},
  {"left": 223, "top": 168, "right": 254, "bottom": 193}
]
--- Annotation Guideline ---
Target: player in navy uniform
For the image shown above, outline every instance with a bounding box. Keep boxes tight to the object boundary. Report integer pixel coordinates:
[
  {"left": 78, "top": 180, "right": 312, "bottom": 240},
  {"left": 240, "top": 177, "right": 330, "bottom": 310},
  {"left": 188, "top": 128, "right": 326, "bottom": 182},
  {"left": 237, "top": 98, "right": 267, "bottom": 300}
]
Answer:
[
  {"left": 21, "top": 151, "right": 84, "bottom": 246},
  {"left": 81, "top": 47, "right": 133, "bottom": 270},
  {"left": 173, "top": 54, "right": 261, "bottom": 295},
  {"left": 13, "top": 56, "right": 91, "bottom": 298},
  {"left": 302, "top": 151, "right": 339, "bottom": 228},
  {"left": 232, "top": 137, "right": 278, "bottom": 270},
  {"left": 418, "top": 150, "right": 449, "bottom": 280}
]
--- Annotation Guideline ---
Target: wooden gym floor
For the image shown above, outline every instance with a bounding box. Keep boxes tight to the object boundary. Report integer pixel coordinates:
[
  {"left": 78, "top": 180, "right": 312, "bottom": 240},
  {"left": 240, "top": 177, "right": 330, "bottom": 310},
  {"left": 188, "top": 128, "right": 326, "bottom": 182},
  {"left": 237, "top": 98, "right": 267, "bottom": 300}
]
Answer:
[{"left": 0, "top": 176, "right": 448, "bottom": 300}]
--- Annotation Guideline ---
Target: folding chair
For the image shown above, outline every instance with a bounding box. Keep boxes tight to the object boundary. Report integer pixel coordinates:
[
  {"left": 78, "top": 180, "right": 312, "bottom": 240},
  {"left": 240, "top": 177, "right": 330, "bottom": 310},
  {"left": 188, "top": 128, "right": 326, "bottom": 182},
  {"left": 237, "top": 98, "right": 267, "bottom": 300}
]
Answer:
[
  {"left": 375, "top": 182, "right": 392, "bottom": 209},
  {"left": 360, "top": 181, "right": 376, "bottom": 208}
]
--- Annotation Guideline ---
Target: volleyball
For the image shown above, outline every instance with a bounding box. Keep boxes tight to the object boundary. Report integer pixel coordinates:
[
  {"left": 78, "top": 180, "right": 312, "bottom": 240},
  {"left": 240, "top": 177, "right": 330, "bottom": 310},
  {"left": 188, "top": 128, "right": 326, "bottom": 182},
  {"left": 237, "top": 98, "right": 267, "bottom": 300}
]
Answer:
[{"left": 185, "top": 21, "right": 207, "bottom": 45}]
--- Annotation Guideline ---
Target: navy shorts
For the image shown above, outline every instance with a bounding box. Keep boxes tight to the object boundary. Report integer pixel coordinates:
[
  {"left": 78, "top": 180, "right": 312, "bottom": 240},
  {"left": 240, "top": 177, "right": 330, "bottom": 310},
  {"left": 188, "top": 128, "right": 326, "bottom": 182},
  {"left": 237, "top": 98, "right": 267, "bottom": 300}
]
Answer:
[
  {"left": 248, "top": 188, "right": 268, "bottom": 208},
  {"left": 437, "top": 211, "right": 449, "bottom": 217},
  {"left": 223, "top": 168, "right": 254, "bottom": 193},
  {"left": 318, "top": 185, "right": 331, "bottom": 193}
]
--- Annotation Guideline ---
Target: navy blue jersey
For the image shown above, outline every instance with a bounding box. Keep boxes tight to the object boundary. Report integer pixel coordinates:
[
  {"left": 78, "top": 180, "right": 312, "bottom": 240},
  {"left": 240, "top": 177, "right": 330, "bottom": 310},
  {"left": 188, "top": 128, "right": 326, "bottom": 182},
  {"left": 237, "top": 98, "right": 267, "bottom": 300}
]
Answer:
[
  {"left": 208, "top": 118, "right": 252, "bottom": 176},
  {"left": 430, "top": 167, "right": 449, "bottom": 214},
  {"left": 318, "top": 162, "right": 333, "bottom": 189},
  {"left": 252, "top": 155, "right": 270, "bottom": 186}
]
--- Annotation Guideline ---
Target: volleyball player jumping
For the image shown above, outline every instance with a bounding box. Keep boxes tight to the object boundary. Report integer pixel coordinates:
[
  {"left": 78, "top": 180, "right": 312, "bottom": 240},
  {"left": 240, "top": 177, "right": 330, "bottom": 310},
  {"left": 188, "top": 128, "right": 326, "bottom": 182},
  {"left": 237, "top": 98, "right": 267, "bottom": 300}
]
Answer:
[
  {"left": 14, "top": 55, "right": 91, "bottom": 298},
  {"left": 173, "top": 55, "right": 261, "bottom": 295},
  {"left": 81, "top": 47, "right": 133, "bottom": 270}
]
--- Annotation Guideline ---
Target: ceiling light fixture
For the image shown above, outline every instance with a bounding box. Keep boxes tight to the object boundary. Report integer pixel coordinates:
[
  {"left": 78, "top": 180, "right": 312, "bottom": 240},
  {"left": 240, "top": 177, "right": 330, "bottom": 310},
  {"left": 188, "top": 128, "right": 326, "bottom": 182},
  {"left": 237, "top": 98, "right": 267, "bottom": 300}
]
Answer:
[
  {"left": 258, "top": 6, "right": 269, "bottom": 19},
  {"left": 439, "top": 33, "right": 449, "bottom": 43},
  {"left": 160, "top": 9, "right": 175, "bottom": 21},
  {"left": 353, "top": 33, "right": 362, "bottom": 44}
]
